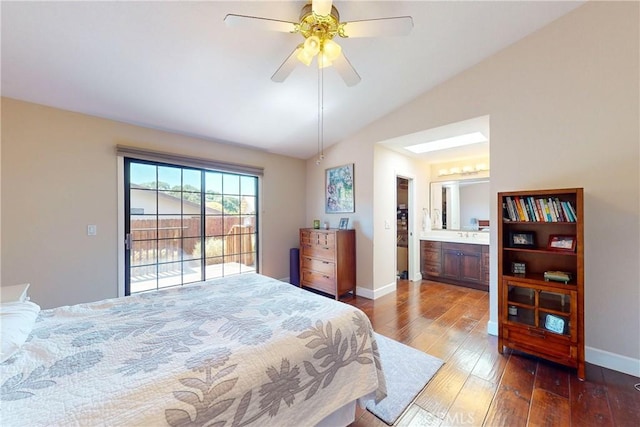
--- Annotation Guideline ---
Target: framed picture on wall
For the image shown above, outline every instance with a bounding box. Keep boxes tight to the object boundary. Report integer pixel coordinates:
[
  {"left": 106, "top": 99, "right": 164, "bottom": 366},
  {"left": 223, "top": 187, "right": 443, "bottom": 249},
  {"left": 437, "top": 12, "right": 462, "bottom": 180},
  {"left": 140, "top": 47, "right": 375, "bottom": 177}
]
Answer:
[{"left": 325, "top": 163, "right": 355, "bottom": 213}]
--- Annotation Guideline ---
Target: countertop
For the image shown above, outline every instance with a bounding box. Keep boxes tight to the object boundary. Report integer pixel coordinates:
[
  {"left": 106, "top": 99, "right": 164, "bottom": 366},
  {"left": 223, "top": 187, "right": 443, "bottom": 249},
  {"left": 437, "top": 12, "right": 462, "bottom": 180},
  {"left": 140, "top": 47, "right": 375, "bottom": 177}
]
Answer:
[{"left": 420, "top": 230, "right": 489, "bottom": 245}]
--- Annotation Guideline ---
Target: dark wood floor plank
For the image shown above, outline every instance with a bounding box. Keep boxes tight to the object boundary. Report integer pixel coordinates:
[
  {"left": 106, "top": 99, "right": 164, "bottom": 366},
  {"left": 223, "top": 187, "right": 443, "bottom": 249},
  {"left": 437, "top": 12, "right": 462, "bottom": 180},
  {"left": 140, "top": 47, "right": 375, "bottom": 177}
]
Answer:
[
  {"left": 396, "top": 405, "right": 441, "bottom": 426},
  {"left": 447, "top": 328, "right": 490, "bottom": 373},
  {"left": 601, "top": 367, "right": 640, "bottom": 426},
  {"left": 528, "top": 388, "right": 571, "bottom": 427},
  {"left": 483, "top": 354, "right": 537, "bottom": 426},
  {"left": 350, "top": 408, "right": 389, "bottom": 427},
  {"left": 426, "top": 316, "right": 479, "bottom": 362},
  {"left": 569, "top": 366, "right": 614, "bottom": 426},
  {"left": 471, "top": 336, "right": 511, "bottom": 385},
  {"left": 534, "top": 361, "right": 571, "bottom": 399},
  {"left": 413, "top": 362, "right": 470, "bottom": 419},
  {"left": 444, "top": 374, "right": 496, "bottom": 427}
]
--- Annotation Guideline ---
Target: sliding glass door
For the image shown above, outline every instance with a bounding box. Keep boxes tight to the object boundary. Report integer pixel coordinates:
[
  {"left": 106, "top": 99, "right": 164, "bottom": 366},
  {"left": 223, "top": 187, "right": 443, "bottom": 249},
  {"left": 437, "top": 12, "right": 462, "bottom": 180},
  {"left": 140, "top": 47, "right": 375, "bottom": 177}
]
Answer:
[{"left": 124, "top": 158, "right": 258, "bottom": 295}]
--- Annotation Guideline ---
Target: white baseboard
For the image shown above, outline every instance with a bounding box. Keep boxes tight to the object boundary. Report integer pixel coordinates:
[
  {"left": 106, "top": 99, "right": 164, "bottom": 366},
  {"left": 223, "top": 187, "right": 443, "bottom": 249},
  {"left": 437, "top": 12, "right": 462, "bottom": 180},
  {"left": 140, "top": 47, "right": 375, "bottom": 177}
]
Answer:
[
  {"left": 586, "top": 346, "right": 640, "bottom": 377},
  {"left": 487, "top": 320, "right": 498, "bottom": 336},
  {"left": 356, "top": 281, "right": 397, "bottom": 300}
]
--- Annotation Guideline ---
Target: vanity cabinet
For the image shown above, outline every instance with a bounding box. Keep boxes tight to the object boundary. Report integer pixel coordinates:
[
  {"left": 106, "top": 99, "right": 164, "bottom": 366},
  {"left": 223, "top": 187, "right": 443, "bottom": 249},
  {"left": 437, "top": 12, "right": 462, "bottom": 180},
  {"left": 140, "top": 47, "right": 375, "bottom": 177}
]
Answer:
[
  {"left": 442, "top": 242, "right": 483, "bottom": 284},
  {"left": 497, "top": 188, "right": 584, "bottom": 379},
  {"left": 420, "top": 240, "right": 442, "bottom": 277},
  {"left": 421, "top": 240, "right": 488, "bottom": 290}
]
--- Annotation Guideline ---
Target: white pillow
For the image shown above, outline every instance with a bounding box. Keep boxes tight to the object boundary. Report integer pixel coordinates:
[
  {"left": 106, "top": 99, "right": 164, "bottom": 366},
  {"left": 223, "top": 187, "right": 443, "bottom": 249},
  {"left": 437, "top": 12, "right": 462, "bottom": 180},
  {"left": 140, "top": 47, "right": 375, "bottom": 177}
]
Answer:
[{"left": 0, "top": 300, "right": 40, "bottom": 363}]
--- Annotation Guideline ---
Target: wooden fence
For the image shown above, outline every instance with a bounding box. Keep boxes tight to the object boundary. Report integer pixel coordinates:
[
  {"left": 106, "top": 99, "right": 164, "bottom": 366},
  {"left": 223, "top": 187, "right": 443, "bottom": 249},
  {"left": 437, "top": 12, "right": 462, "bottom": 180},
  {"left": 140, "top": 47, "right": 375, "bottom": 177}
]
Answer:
[{"left": 130, "top": 216, "right": 255, "bottom": 273}]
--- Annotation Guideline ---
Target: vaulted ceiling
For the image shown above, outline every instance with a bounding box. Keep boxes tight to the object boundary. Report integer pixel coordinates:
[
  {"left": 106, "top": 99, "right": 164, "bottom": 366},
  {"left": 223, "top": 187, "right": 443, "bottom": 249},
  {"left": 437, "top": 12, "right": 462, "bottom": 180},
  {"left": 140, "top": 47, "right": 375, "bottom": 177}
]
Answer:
[{"left": 1, "top": 1, "right": 583, "bottom": 160}]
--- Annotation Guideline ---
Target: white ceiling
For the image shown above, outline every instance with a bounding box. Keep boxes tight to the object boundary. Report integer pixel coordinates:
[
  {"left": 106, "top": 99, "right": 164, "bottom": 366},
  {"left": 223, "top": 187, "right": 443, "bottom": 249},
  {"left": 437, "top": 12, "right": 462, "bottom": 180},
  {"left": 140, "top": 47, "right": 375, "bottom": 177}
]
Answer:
[{"left": 1, "top": 1, "right": 583, "bottom": 160}]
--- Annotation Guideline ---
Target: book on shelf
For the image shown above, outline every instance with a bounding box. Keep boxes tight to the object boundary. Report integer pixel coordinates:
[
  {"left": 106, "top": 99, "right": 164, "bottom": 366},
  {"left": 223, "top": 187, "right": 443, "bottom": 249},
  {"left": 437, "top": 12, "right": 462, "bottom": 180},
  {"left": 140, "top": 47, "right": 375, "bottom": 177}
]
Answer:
[{"left": 502, "top": 196, "right": 577, "bottom": 223}]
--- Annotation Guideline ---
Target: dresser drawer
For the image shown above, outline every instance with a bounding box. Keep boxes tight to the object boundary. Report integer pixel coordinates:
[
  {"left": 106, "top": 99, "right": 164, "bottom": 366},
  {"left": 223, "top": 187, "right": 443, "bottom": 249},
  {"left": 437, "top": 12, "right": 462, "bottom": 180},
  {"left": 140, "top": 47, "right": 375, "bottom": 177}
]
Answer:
[
  {"left": 301, "top": 230, "right": 335, "bottom": 247},
  {"left": 301, "top": 269, "right": 336, "bottom": 294},
  {"left": 301, "top": 243, "right": 335, "bottom": 261},
  {"left": 301, "top": 256, "right": 335, "bottom": 276}
]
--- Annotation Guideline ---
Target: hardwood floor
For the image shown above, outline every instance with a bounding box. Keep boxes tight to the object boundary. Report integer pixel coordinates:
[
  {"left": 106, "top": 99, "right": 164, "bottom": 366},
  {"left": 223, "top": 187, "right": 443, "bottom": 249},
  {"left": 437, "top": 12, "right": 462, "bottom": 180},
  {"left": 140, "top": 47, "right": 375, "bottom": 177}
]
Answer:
[{"left": 341, "top": 279, "right": 640, "bottom": 426}]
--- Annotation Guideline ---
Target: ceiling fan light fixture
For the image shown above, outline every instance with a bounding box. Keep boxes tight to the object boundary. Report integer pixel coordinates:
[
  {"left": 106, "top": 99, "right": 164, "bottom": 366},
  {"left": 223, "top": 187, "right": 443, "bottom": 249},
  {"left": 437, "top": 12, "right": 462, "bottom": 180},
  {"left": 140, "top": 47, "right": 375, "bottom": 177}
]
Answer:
[
  {"left": 296, "top": 46, "right": 314, "bottom": 66},
  {"left": 323, "top": 39, "right": 342, "bottom": 61},
  {"left": 318, "top": 52, "right": 332, "bottom": 68},
  {"left": 303, "top": 35, "right": 321, "bottom": 56}
]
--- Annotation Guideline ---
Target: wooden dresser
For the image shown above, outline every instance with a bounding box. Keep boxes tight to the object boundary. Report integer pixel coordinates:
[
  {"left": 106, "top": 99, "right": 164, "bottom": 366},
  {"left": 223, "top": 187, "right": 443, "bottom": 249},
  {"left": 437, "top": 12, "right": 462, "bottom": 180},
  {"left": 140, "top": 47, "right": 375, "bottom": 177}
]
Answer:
[{"left": 299, "top": 228, "right": 356, "bottom": 299}]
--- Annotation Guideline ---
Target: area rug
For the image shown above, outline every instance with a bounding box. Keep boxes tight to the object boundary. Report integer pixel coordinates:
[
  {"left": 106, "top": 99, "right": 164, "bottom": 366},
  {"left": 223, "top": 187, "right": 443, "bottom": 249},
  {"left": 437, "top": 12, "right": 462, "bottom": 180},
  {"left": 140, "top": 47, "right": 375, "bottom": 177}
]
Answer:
[{"left": 365, "top": 333, "right": 444, "bottom": 425}]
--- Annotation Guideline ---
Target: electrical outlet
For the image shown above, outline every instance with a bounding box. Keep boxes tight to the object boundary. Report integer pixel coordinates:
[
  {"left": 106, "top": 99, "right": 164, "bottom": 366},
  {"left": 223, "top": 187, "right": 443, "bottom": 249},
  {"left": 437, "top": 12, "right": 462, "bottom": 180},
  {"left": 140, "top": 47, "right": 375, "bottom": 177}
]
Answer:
[
  {"left": 87, "top": 225, "right": 97, "bottom": 236},
  {"left": 384, "top": 220, "right": 390, "bottom": 229}
]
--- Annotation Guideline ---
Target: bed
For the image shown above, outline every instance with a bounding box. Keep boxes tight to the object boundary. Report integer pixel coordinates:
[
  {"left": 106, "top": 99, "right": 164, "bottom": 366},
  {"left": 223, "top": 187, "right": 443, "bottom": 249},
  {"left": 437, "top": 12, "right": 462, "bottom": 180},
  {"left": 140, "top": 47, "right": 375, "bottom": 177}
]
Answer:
[{"left": 0, "top": 273, "right": 386, "bottom": 426}]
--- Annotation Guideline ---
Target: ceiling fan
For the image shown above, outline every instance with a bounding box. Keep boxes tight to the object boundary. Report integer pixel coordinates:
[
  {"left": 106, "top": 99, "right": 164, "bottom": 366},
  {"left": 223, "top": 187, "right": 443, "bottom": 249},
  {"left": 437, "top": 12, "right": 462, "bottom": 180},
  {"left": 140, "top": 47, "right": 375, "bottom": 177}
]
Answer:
[{"left": 224, "top": 0, "right": 413, "bottom": 86}]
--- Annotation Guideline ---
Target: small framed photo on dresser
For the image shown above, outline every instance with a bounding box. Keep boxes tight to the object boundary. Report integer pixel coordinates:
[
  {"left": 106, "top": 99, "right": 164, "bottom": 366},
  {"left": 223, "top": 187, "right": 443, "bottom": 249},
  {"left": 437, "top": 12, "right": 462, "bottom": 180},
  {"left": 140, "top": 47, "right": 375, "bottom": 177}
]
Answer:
[{"left": 338, "top": 218, "right": 349, "bottom": 230}]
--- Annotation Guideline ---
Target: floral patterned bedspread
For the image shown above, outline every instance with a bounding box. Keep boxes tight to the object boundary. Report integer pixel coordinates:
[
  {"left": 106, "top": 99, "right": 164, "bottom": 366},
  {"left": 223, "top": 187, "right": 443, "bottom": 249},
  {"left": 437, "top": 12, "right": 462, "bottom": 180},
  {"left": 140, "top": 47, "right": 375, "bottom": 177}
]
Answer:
[{"left": 1, "top": 274, "right": 386, "bottom": 426}]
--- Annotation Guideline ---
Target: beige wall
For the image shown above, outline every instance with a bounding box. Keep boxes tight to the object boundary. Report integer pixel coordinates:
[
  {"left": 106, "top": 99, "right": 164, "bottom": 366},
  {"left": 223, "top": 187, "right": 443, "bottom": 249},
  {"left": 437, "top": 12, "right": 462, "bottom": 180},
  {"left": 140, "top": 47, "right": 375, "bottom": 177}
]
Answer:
[
  {"left": 1, "top": 99, "right": 306, "bottom": 308},
  {"left": 305, "top": 2, "right": 639, "bottom": 373}
]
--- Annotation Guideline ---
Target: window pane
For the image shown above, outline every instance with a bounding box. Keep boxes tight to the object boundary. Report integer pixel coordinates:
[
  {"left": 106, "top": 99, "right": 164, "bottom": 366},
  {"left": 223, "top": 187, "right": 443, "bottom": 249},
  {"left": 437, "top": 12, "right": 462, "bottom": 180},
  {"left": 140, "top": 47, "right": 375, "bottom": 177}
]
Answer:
[
  {"left": 205, "top": 194, "right": 223, "bottom": 213},
  {"left": 240, "top": 196, "right": 256, "bottom": 215},
  {"left": 130, "top": 216, "right": 157, "bottom": 240},
  {"left": 223, "top": 174, "right": 240, "bottom": 195},
  {"left": 130, "top": 265, "right": 157, "bottom": 293},
  {"left": 240, "top": 175, "right": 256, "bottom": 196},
  {"left": 131, "top": 240, "right": 157, "bottom": 266},
  {"left": 183, "top": 260, "right": 202, "bottom": 284},
  {"left": 158, "top": 191, "right": 183, "bottom": 214},
  {"left": 157, "top": 216, "right": 183, "bottom": 239},
  {"left": 157, "top": 166, "right": 181, "bottom": 189},
  {"left": 130, "top": 163, "right": 157, "bottom": 189},
  {"left": 240, "top": 215, "right": 257, "bottom": 230},
  {"left": 205, "top": 171, "right": 222, "bottom": 194},
  {"left": 183, "top": 169, "right": 201, "bottom": 192},
  {"left": 158, "top": 239, "right": 182, "bottom": 263},
  {"left": 223, "top": 195, "right": 241, "bottom": 215},
  {"left": 205, "top": 259, "right": 224, "bottom": 280},
  {"left": 182, "top": 237, "right": 200, "bottom": 260},
  {"left": 182, "top": 192, "right": 202, "bottom": 216},
  {"left": 202, "top": 236, "right": 224, "bottom": 258},
  {"left": 205, "top": 216, "right": 223, "bottom": 237},
  {"left": 130, "top": 189, "right": 157, "bottom": 215},
  {"left": 182, "top": 216, "right": 201, "bottom": 238},
  {"left": 158, "top": 261, "right": 182, "bottom": 289}
]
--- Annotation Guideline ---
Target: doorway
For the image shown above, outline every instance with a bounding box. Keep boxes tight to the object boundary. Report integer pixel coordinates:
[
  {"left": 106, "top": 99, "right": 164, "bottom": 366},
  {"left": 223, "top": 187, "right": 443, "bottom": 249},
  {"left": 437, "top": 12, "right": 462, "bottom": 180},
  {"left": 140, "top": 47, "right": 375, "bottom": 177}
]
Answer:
[{"left": 396, "top": 177, "right": 409, "bottom": 280}]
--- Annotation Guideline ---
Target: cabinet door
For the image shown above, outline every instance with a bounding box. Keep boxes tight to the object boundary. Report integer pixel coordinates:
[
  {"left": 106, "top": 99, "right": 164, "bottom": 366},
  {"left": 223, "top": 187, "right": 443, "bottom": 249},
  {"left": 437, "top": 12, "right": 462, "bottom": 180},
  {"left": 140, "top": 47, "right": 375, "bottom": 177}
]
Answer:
[
  {"left": 441, "top": 247, "right": 460, "bottom": 279},
  {"left": 460, "top": 252, "right": 482, "bottom": 283}
]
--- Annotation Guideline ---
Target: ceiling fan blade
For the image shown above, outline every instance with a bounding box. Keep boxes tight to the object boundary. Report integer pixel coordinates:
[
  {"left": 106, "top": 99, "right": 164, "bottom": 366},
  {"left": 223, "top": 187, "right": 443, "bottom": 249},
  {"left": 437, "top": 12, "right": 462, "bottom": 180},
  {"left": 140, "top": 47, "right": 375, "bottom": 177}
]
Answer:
[
  {"left": 224, "top": 14, "right": 297, "bottom": 33},
  {"left": 271, "top": 46, "right": 303, "bottom": 83},
  {"left": 342, "top": 16, "right": 414, "bottom": 38},
  {"left": 312, "top": 0, "right": 333, "bottom": 16},
  {"left": 332, "top": 53, "right": 361, "bottom": 87}
]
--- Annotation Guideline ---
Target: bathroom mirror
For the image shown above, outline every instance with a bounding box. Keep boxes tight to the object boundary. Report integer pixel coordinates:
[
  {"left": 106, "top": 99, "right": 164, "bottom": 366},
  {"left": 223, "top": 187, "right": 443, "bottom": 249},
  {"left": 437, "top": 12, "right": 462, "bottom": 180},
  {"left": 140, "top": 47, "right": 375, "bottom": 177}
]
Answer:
[{"left": 430, "top": 179, "right": 490, "bottom": 231}]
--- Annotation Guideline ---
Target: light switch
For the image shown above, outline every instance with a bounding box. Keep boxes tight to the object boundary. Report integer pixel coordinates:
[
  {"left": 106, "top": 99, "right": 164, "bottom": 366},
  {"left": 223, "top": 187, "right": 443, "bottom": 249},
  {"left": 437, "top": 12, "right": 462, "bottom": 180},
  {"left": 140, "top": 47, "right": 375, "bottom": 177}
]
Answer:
[
  {"left": 87, "top": 225, "right": 97, "bottom": 236},
  {"left": 384, "top": 220, "right": 390, "bottom": 229}
]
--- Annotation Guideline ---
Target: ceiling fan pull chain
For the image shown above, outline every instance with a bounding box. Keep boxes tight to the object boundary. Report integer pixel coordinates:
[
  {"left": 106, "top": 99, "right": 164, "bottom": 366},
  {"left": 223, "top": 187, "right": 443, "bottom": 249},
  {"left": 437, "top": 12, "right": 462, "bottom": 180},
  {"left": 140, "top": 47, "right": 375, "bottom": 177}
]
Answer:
[{"left": 316, "top": 57, "right": 325, "bottom": 165}]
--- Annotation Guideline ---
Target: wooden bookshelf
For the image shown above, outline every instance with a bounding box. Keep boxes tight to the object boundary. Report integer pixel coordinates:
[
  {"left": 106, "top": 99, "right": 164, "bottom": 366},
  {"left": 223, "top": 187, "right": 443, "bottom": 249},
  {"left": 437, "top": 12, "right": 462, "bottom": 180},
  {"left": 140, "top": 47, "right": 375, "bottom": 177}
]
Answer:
[{"left": 498, "top": 188, "right": 584, "bottom": 379}]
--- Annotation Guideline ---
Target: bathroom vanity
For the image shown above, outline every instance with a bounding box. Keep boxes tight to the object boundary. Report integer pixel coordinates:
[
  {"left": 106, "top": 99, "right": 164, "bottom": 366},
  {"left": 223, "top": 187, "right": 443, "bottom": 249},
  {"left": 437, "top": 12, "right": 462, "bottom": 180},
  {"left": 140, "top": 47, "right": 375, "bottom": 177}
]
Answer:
[{"left": 420, "top": 231, "right": 489, "bottom": 291}]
